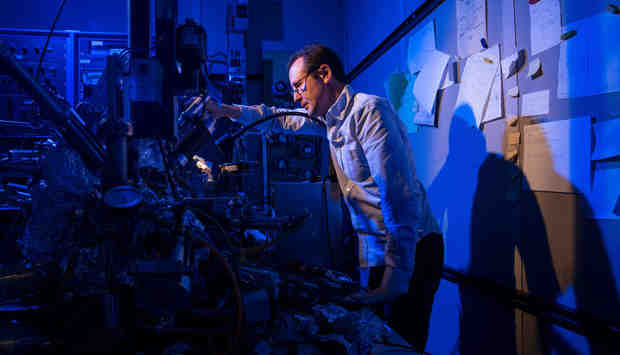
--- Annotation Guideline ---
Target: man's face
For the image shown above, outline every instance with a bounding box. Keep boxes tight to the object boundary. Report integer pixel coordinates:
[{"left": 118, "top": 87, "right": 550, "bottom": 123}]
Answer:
[{"left": 289, "top": 57, "right": 325, "bottom": 117}]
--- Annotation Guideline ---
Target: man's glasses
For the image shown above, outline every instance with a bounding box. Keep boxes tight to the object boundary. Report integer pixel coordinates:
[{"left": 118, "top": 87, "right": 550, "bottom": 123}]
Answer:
[{"left": 291, "top": 68, "right": 318, "bottom": 96}]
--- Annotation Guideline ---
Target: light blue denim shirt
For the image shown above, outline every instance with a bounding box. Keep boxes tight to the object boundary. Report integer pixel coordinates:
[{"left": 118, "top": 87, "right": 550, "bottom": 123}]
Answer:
[{"left": 235, "top": 85, "right": 440, "bottom": 275}]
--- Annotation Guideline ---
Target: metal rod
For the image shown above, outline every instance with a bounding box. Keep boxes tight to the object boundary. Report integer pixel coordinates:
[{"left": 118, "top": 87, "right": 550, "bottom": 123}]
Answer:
[
  {"left": 345, "top": 0, "right": 446, "bottom": 83},
  {"left": 0, "top": 41, "right": 105, "bottom": 169},
  {"left": 442, "top": 266, "right": 620, "bottom": 340}
]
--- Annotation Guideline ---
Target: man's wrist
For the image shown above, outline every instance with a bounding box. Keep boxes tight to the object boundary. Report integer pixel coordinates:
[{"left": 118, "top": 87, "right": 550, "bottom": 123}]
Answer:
[
  {"left": 381, "top": 265, "right": 411, "bottom": 297},
  {"left": 219, "top": 103, "right": 242, "bottom": 119},
  {"left": 384, "top": 229, "right": 416, "bottom": 271}
]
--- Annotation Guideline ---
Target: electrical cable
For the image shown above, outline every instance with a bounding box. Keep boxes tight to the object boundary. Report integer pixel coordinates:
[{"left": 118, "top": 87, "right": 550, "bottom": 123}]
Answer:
[
  {"left": 187, "top": 231, "right": 243, "bottom": 353},
  {"left": 177, "top": 211, "right": 232, "bottom": 315},
  {"left": 188, "top": 207, "right": 240, "bottom": 250},
  {"left": 188, "top": 206, "right": 279, "bottom": 262},
  {"left": 216, "top": 111, "right": 325, "bottom": 151},
  {"left": 35, "top": 0, "right": 68, "bottom": 83}
]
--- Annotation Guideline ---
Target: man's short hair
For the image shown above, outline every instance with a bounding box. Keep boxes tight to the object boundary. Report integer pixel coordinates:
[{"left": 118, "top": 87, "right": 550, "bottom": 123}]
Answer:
[{"left": 288, "top": 44, "right": 347, "bottom": 83}]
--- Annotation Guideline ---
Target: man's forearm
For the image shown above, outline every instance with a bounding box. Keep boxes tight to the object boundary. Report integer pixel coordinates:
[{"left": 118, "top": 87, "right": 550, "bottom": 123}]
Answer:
[
  {"left": 215, "top": 103, "right": 242, "bottom": 119},
  {"left": 384, "top": 226, "right": 416, "bottom": 275}
]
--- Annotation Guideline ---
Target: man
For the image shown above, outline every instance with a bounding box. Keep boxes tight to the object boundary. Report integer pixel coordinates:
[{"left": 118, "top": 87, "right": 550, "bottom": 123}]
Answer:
[{"left": 204, "top": 44, "right": 443, "bottom": 352}]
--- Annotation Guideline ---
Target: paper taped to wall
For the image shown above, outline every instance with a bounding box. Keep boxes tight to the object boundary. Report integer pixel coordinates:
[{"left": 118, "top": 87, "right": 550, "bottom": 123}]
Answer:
[
  {"left": 501, "top": 52, "right": 518, "bottom": 79},
  {"left": 414, "top": 50, "right": 450, "bottom": 115},
  {"left": 482, "top": 45, "right": 503, "bottom": 124},
  {"left": 522, "top": 116, "right": 591, "bottom": 194},
  {"left": 589, "top": 163, "right": 620, "bottom": 219},
  {"left": 558, "top": 11, "right": 620, "bottom": 99},
  {"left": 521, "top": 90, "right": 550, "bottom": 116},
  {"left": 414, "top": 109, "right": 435, "bottom": 126},
  {"left": 455, "top": 45, "right": 499, "bottom": 127},
  {"left": 592, "top": 119, "right": 620, "bottom": 160},
  {"left": 529, "top": 0, "right": 562, "bottom": 55},
  {"left": 456, "top": 0, "right": 486, "bottom": 59}
]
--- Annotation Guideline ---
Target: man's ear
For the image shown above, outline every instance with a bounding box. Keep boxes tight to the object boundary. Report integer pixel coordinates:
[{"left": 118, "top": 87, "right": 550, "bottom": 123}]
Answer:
[{"left": 319, "top": 64, "right": 332, "bottom": 84}]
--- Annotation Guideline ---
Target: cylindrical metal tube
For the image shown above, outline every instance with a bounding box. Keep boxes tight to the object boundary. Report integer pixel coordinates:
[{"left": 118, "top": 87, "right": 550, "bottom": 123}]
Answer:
[
  {"left": 102, "top": 55, "right": 128, "bottom": 188},
  {"left": 156, "top": 0, "right": 179, "bottom": 136},
  {"left": 128, "top": 0, "right": 151, "bottom": 59}
]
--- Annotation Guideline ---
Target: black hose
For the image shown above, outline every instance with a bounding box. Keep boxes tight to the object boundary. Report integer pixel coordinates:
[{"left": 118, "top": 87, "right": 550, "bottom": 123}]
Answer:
[
  {"left": 187, "top": 207, "right": 239, "bottom": 249},
  {"left": 178, "top": 206, "right": 243, "bottom": 354},
  {"left": 190, "top": 233, "right": 243, "bottom": 354},
  {"left": 216, "top": 111, "right": 325, "bottom": 152}
]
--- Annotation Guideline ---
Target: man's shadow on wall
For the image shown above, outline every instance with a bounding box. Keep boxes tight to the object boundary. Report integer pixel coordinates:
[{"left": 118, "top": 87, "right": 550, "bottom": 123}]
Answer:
[
  {"left": 517, "top": 122, "right": 620, "bottom": 355},
  {"left": 427, "top": 105, "right": 620, "bottom": 354}
]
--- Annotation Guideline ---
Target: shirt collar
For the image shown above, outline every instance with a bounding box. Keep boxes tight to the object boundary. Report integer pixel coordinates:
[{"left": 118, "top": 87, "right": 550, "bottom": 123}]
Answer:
[{"left": 324, "top": 85, "right": 355, "bottom": 125}]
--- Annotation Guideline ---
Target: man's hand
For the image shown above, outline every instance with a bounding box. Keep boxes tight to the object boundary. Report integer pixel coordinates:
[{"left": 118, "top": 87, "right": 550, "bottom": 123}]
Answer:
[
  {"left": 345, "top": 266, "right": 410, "bottom": 305},
  {"left": 203, "top": 97, "right": 241, "bottom": 119}
]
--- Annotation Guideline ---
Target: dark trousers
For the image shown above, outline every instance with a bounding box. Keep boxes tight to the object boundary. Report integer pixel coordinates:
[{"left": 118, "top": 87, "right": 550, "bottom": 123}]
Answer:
[{"left": 368, "top": 232, "right": 444, "bottom": 353}]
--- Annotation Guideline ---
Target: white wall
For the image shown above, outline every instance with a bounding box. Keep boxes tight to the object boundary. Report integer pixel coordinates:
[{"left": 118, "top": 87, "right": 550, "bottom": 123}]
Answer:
[
  {"left": 281, "top": 0, "right": 345, "bottom": 59},
  {"left": 342, "top": 1, "right": 620, "bottom": 355}
]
